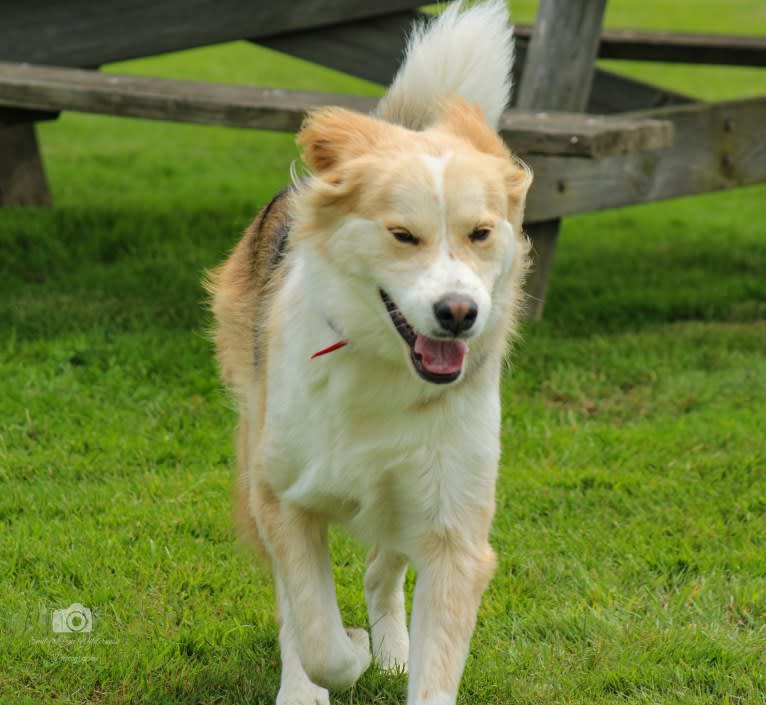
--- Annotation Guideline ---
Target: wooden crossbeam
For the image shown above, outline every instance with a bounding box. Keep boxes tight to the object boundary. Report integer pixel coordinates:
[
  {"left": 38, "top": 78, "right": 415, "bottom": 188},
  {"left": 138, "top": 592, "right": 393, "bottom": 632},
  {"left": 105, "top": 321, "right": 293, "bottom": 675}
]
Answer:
[
  {"left": 515, "top": 25, "right": 766, "bottom": 67},
  {"left": 586, "top": 66, "right": 693, "bottom": 114},
  {"left": 0, "top": 62, "right": 673, "bottom": 159},
  {"left": 252, "top": 12, "right": 695, "bottom": 115},
  {"left": 524, "top": 95, "right": 766, "bottom": 223},
  {"left": 511, "top": 43, "right": 694, "bottom": 114},
  {"left": 256, "top": 11, "right": 418, "bottom": 86}
]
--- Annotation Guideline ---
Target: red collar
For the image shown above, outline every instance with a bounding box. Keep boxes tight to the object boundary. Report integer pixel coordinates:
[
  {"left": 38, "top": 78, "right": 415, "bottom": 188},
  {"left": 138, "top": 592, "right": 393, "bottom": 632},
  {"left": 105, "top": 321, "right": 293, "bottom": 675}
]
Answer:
[{"left": 310, "top": 340, "right": 348, "bottom": 359}]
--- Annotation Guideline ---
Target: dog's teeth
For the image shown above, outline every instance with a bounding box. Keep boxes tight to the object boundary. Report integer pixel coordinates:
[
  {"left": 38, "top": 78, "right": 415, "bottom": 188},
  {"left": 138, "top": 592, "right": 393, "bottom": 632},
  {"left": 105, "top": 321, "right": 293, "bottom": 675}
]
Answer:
[{"left": 380, "top": 289, "right": 418, "bottom": 349}]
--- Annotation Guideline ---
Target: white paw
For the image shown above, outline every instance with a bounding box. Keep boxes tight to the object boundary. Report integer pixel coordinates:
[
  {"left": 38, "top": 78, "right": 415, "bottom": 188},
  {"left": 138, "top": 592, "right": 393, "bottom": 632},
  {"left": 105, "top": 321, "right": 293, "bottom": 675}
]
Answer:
[
  {"left": 345, "top": 627, "right": 372, "bottom": 674},
  {"left": 276, "top": 680, "right": 330, "bottom": 705},
  {"left": 371, "top": 618, "right": 409, "bottom": 673},
  {"left": 303, "top": 628, "right": 371, "bottom": 691}
]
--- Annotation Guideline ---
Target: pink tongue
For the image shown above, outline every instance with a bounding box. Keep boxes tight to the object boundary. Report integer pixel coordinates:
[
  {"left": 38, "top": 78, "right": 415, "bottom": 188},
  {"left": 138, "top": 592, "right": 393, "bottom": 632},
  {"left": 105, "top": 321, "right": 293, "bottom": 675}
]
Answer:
[{"left": 413, "top": 335, "right": 468, "bottom": 375}]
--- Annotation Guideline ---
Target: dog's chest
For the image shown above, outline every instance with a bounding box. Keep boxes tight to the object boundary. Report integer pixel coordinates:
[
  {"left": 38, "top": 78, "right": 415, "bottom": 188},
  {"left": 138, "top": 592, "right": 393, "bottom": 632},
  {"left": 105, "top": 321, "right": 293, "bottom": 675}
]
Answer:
[
  {"left": 269, "top": 366, "right": 500, "bottom": 547},
  {"left": 282, "top": 420, "right": 436, "bottom": 538}
]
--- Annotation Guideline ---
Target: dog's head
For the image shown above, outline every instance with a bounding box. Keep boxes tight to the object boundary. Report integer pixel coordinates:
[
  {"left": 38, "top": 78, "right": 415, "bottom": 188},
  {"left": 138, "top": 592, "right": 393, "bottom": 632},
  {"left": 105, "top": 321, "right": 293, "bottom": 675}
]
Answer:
[{"left": 292, "top": 99, "right": 532, "bottom": 385}]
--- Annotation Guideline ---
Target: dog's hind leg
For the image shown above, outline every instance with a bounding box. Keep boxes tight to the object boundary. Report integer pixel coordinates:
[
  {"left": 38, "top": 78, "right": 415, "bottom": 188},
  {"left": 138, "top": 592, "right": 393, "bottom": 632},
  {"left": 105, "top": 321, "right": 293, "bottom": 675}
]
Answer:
[
  {"left": 251, "top": 479, "right": 371, "bottom": 692},
  {"left": 365, "top": 546, "right": 409, "bottom": 672},
  {"left": 233, "top": 418, "right": 268, "bottom": 555}
]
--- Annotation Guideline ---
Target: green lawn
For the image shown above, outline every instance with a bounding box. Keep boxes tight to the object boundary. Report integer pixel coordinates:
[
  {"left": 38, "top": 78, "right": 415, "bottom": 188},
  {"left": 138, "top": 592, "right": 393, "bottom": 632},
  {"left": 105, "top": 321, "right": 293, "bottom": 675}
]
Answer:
[{"left": 2, "top": 2, "right": 765, "bottom": 703}]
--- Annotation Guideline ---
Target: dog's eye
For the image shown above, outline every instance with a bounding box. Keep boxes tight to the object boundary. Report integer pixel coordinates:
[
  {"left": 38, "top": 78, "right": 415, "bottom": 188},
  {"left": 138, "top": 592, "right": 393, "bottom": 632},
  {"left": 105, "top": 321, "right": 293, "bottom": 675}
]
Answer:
[
  {"left": 470, "top": 227, "right": 492, "bottom": 242},
  {"left": 389, "top": 228, "right": 419, "bottom": 245}
]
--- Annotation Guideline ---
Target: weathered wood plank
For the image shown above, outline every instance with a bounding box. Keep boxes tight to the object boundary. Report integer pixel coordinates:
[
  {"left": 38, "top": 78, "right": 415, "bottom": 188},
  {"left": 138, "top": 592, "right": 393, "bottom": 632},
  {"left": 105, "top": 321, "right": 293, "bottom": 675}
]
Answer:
[
  {"left": 0, "top": 0, "right": 430, "bottom": 68},
  {"left": 0, "top": 62, "right": 374, "bottom": 133},
  {"left": 516, "top": 0, "right": 607, "bottom": 319},
  {"left": 515, "top": 24, "right": 766, "bottom": 67},
  {"left": 524, "top": 96, "right": 766, "bottom": 223},
  {"left": 500, "top": 111, "right": 673, "bottom": 159},
  {"left": 0, "top": 62, "right": 673, "bottom": 158},
  {"left": 0, "top": 124, "right": 51, "bottom": 206}
]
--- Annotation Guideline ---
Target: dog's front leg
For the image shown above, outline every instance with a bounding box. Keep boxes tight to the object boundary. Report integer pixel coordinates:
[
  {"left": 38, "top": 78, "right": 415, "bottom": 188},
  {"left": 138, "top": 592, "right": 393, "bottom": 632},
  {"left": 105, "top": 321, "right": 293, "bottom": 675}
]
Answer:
[
  {"left": 407, "top": 537, "right": 497, "bottom": 705},
  {"left": 274, "top": 574, "right": 331, "bottom": 705},
  {"left": 365, "top": 546, "right": 410, "bottom": 672},
  {"left": 252, "top": 480, "right": 371, "bottom": 693}
]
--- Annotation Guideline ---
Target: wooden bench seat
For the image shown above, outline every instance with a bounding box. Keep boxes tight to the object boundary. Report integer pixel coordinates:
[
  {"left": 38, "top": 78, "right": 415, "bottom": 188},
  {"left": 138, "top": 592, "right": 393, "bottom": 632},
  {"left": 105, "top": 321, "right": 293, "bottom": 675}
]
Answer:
[{"left": 0, "top": 61, "right": 673, "bottom": 160}]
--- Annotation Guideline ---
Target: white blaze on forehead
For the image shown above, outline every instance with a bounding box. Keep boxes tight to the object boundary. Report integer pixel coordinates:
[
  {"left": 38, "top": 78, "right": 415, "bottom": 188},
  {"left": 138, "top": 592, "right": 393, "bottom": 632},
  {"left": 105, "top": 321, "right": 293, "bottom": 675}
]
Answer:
[{"left": 420, "top": 152, "right": 452, "bottom": 239}]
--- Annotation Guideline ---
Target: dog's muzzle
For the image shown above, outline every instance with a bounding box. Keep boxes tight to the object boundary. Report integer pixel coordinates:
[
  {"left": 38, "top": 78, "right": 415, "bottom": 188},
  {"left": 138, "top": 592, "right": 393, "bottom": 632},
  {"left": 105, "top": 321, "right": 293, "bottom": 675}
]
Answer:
[{"left": 380, "top": 289, "right": 469, "bottom": 384}]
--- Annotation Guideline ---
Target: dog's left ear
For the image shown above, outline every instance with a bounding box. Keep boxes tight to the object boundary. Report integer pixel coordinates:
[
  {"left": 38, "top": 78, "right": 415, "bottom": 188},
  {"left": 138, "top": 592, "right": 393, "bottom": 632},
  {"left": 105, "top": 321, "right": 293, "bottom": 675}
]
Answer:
[
  {"left": 297, "top": 107, "right": 392, "bottom": 173},
  {"left": 435, "top": 99, "right": 533, "bottom": 208}
]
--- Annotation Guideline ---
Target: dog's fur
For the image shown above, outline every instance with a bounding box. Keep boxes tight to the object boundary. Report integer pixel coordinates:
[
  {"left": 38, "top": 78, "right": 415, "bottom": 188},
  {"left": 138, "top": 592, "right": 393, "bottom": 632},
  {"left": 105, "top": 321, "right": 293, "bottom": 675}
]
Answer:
[{"left": 207, "top": 3, "right": 532, "bottom": 704}]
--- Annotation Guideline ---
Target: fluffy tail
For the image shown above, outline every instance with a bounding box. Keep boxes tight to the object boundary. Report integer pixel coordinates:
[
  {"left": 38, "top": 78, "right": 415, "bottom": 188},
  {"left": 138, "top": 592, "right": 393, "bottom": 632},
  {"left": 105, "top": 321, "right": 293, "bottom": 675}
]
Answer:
[{"left": 376, "top": 0, "right": 514, "bottom": 131}]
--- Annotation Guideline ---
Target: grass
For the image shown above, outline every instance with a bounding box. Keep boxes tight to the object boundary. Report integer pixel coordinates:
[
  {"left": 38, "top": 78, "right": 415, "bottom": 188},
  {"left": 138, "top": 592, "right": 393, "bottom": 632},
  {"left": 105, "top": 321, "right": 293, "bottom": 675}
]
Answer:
[{"left": 1, "top": 1, "right": 765, "bottom": 703}]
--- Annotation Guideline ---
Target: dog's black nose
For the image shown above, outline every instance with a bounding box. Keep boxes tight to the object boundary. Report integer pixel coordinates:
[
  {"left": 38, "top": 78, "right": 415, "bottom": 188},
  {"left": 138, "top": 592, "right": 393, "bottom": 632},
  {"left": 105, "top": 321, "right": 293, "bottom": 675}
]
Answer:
[{"left": 433, "top": 294, "right": 478, "bottom": 335}]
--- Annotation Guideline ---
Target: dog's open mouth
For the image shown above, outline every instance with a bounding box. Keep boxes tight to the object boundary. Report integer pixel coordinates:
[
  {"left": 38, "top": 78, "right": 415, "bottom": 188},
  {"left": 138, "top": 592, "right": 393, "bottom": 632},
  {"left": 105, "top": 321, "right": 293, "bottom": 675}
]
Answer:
[{"left": 380, "top": 289, "right": 467, "bottom": 384}]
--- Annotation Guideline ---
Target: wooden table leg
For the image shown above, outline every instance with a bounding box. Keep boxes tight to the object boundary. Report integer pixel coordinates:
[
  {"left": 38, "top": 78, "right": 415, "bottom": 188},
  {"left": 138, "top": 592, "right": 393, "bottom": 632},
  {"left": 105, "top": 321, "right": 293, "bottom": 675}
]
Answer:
[
  {"left": 0, "top": 123, "right": 52, "bottom": 206},
  {"left": 517, "top": 0, "right": 607, "bottom": 319}
]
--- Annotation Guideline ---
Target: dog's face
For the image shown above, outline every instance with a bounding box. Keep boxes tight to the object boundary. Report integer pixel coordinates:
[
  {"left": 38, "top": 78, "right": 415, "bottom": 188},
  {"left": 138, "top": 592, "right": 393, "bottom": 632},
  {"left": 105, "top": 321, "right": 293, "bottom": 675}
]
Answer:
[{"left": 294, "top": 101, "right": 532, "bottom": 385}]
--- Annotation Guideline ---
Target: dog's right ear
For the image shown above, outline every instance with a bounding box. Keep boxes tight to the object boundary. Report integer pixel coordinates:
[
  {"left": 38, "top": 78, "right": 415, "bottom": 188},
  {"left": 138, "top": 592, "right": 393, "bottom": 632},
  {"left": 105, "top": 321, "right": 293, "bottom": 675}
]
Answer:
[
  {"left": 297, "top": 108, "right": 391, "bottom": 173},
  {"left": 435, "top": 99, "right": 533, "bottom": 211}
]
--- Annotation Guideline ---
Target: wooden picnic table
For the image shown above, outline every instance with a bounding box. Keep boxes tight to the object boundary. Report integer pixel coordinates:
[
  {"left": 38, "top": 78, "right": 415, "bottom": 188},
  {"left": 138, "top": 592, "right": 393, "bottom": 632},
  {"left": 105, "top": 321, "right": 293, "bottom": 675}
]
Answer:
[{"left": 1, "top": 0, "right": 764, "bottom": 317}]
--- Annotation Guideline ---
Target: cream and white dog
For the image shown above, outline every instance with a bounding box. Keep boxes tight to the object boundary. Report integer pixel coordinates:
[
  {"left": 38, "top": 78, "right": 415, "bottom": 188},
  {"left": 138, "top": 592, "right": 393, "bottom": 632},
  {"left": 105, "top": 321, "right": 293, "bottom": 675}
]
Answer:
[{"left": 208, "top": 2, "right": 532, "bottom": 703}]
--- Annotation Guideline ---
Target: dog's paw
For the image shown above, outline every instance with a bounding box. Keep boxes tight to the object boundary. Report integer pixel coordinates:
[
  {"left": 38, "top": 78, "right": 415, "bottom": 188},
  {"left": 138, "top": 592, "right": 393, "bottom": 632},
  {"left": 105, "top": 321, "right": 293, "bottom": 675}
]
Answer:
[
  {"left": 303, "top": 627, "right": 370, "bottom": 692},
  {"left": 371, "top": 617, "right": 409, "bottom": 673},
  {"left": 345, "top": 627, "right": 372, "bottom": 673},
  {"left": 276, "top": 681, "right": 330, "bottom": 705}
]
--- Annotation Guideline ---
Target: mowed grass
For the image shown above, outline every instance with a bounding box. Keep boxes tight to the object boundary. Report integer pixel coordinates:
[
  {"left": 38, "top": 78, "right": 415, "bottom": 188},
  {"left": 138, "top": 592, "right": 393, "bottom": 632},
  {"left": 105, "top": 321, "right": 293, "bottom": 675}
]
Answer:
[{"left": 1, "top": 1, "right": 765, "bottom": 703}]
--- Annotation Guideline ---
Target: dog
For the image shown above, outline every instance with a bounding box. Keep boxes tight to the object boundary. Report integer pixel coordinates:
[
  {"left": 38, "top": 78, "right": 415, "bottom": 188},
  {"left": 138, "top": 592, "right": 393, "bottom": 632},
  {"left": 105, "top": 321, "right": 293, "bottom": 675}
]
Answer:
[{"left": 207, "top": 2, "right": 532, "bottom": 703}]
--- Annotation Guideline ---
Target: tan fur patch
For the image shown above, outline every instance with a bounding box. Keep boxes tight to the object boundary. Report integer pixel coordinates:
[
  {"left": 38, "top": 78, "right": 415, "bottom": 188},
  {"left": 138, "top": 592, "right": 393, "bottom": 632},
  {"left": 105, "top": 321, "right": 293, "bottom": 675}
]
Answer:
[
  {"left": 297, "top": 107, "right": 401, "bottom": 174},
  {"left": 205, "top": 188, "right": 293, "bottom": 553},
  {"left": 205, "top": 188, "right": 291, "bottom": 392}
]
